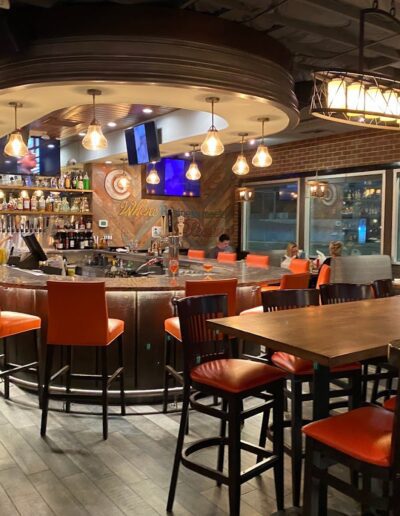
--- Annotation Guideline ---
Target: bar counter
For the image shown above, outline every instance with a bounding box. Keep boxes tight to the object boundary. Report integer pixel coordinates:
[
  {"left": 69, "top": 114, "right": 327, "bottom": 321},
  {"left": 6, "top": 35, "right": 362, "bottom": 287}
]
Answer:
[{"left": 0, "top": 259, "right": 287, "bottom": 403}]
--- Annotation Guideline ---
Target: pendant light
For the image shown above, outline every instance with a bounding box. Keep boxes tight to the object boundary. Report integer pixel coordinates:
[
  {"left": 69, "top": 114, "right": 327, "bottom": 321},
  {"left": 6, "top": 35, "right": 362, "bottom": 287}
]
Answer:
[
  {"left": 82, "top": 89, "right": 108, "bottom": 150},
  {"left": 146, "top": 162, "right": 160, "bottom": 185},
  {"left": 4, "top": 102, "right": 28, "bottom": 158},
  {"left": 200, "top": 97, "right": 224, "bottom": 156},
  {"left": 186, "top": 144, "right": 201, "bottom": 180},
  {"left": 252, "top": 118, "right": 272, "bottom": 168},
  {"left": 232, "top": 133, "right": 250, "bottom": 175}
]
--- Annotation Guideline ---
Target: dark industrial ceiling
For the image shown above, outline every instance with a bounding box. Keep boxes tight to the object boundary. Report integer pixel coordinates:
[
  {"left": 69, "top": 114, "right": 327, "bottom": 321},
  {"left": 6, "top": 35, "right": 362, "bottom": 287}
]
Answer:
[{"left": 6, "top": 0, "right": 400, "bottom": 83}]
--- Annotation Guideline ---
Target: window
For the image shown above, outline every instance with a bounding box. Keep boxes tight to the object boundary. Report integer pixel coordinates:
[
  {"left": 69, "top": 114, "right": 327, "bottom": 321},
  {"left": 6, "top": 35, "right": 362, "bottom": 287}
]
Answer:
[
  {"left": 242, "top": 181, "right": 298, "bottom": 251},
  {"left": 392, "top": 170, "right": 400, "bottom": 263},
  {"left": 306, "top": 172, "right": 383, "bottom": 257}
]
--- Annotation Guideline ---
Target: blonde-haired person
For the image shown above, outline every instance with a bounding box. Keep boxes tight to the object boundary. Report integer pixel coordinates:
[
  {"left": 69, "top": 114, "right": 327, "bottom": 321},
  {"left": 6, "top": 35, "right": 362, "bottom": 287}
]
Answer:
[
  {"left": 281, "top": 241, "right": 305, "bottom": 269},
  {"left": 322, "top": 240, "right": 343, "bottom": 267}
]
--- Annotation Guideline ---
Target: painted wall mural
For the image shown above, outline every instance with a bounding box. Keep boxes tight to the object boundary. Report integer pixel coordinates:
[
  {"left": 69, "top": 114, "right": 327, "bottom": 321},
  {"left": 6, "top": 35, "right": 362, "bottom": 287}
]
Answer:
[{"left": 91, "top": 159, "right": 236, "bottom": 250}]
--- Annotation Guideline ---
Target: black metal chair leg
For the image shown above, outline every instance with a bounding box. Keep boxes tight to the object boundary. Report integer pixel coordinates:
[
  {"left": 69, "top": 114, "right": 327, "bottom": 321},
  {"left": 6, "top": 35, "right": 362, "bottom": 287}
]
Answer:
[
  {"left": 40, "top": 345, "right": 54, "bottom": 437},
  {"left": 291, "top": 378, "right": 303, "bottom": 508},
  {"left": 370, "top": 364, "right": 382, "bottom": 404},
  {"left": 3, "top": 338, "right": 9, "bottom": 399},
  {"left": 256, "top": 406, "right": 270, "bottom": 463},
  {"left": 361, "top": 362, "right": 368, "bottom": 401},
  {"left": 163, "top": 334, "right": 172, "bottom": 413},
  {"left": 217, "top": 398, "right": 228, "bottom": 486},
  {"left": 228, "top": 396, "right": 241, "bottom": 516},
  {"left": 118, "top": 335, "right": 126, "bottom": 416},
  {"left": 167, "top": 384, "right": 190, "bottom": 512},
  {"left": 101, "top": 346, "right": 108, "bottom": 440},
  {"left": 35, "top": 330, "right": 42, "bottom": 409},
  {"left": 303, "top": 438, "right": 328, "bottom": 516},
  {"left": 65, "top": 346, "right": 72, "bottom": 413},
  {"left": 273, "top": 381, "right": 285, "bottom": 512}
]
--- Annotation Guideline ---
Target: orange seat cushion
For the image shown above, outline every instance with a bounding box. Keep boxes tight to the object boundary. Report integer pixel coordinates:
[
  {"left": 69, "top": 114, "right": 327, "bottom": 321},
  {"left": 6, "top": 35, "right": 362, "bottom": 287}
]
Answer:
[
  {"left": 0, "top": 311, "right": 41, "bottom": 338},
  {"left": 164, "top": 316, "right": 182, "bottom": 341},
  {"left": 384, "top": 396, "right": 396, "bottom": 411},
  {"left": 190, "top": 358, "right": 286, "bottom": 393},
  {"left": 240, "top": 305, "right": 263, "bottom": 315},
  {"left": 303, "top": 406, "right": 393, "bottom": 467},
  {"left": 261, "top": 285, "right": 280, "bottom": 292},
  {"left": 271, "top": 351, "right": 361, "bottom": 376},
  {"left": 106, "top": 319, "right": 124, "bottom": 345}
]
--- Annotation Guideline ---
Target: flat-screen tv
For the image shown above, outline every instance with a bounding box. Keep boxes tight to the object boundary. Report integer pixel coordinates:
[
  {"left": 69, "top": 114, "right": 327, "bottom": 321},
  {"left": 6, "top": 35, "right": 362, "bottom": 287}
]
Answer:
[
  {"left": 0, "top": 136, "right": 60, "bottom": 176},
  {"left": 125, "top": 121, "right": 160, "bottom": 165},
  {"left": 145, "top": 158, "right": 200, "bottom": 197}
]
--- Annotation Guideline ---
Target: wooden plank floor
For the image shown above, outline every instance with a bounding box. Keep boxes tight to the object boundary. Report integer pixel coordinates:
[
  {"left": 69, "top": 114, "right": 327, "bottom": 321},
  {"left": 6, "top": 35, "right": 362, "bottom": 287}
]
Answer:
[{"left": 0, "top": 385, "right": 362, "bottom": 515}]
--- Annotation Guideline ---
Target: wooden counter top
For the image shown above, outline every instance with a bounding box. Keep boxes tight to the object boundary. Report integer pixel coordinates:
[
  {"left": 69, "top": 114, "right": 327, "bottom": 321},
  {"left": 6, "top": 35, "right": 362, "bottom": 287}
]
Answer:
[{"left": 0, "top": 262, "right": 288, "bottom": 292}]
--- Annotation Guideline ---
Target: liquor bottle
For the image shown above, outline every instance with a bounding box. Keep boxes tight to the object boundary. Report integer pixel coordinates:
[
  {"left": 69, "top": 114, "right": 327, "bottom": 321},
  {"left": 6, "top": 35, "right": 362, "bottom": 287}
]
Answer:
[
  {"left": 72, "top": 174, "right": 78, "bottom": 190},
  {"left": 23, "top": 195, "right": 30, "bottom": 211},
  {"left": 69, "top": 231, "right": 75, "bottom": 249},
  {"left": 167, "top": 209, "right": 173, "bottom": 234},
  {"left": 83, "top": 172, "right": 90, "bottom": 190},
  {"left": 85, "top": 219, "right": 92, "bottom": 230},
  {"left": 17, "top": 195, "right": 23, "bottom": 211},
  {"left": 39, "top": 195, "right": 46, "bottom": 212},
  {"left": 65, "top": 174, "right": 71, "bottom": 189},
  {"left": 78, "top": 175, "right": 84, "bottom": 190},
  {"left": 31, "top": 195, "right": 37, "bottom": 211}
]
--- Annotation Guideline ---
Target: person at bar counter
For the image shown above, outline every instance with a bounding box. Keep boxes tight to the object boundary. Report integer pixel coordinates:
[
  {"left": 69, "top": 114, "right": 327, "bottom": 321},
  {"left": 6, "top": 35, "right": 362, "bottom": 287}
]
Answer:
[
  {"left": 207, "top": 233, "right": 234, "bottom": 259},
  {"left": 281, "top": 241, "right": 305, "bottom": 269}
]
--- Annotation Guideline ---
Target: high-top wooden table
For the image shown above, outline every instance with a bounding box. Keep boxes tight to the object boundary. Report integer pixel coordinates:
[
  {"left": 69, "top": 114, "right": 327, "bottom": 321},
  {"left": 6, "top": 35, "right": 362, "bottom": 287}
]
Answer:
[{"left": 208, "top": 296, "right": 400, "bottom": 421}]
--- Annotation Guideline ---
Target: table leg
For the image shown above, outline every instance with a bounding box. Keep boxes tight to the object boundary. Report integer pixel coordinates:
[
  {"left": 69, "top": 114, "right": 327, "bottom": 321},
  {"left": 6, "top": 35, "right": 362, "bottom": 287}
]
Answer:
[{"left": 313, "top": 363, "right": 330, "bottom": 420}]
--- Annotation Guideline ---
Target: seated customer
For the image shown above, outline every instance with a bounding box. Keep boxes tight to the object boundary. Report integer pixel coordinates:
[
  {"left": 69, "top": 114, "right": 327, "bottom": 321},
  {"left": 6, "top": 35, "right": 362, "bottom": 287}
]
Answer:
[
  {"left": 208, "top": 234, "right": 234, "bottom": 259},
  {"left": 281, "top": 242, "right": 305, "bottom": 269},
  {"left": 322, "top": 240, "right": 343, "bottom": 266}
]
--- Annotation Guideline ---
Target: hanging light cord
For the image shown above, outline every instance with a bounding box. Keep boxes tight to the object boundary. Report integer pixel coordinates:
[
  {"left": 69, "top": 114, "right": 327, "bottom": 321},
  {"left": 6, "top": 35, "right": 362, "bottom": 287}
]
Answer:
[
  {"left": 210, "top": 100, "right": 215, "bottom": 130},
  {"left": 92, "top": 93, "right": 96, "bottom": 122},
  {"left": 241, "top": 135, "right": 245, "bottom": 153},
  {"left": 261, "top": 120, "right": 265, "bottom": 145},
  {"left": 14, "top": 104, "right": 18, "bottom": 131}
]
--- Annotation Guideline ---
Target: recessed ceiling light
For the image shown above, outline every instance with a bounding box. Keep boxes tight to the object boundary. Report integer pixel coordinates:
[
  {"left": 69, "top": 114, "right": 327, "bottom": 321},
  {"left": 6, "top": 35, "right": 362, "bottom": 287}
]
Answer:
[
  {"left": 249, "top": 139, "right": 256, "bottom": 145},
  {"left": 4, "top": 160, "right": 11, "bottom": 164},
  {"left": 184, "top": 152, "right": 190, "bottom": 157},
  {"left": 142, "top": 108, "right": 153, "bottom": 114},
  {"left": 107, "top": 122, "right": 117, "bottom": 128},
  {"left": 105, "top": 160, "right": 112, "bottom": 164},
  {"left": 47, "top": 144, "right": 55, "bottom": 149},
  {"left": 78, "top": 132, "right": 86, "bottom": 137}
]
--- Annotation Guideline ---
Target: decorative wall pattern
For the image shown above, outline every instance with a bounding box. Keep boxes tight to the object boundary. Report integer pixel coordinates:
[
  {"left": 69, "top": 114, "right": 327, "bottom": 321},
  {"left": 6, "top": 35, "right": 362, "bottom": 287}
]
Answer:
[{"left": 92, "top": 158, "right": 237, "bottom": 250}]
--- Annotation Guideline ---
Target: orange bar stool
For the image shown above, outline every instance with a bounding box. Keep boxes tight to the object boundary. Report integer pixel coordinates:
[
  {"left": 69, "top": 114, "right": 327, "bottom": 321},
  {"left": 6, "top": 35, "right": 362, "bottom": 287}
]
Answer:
[
  {"left": 0, "top": 311, "right": 41, "bottom": 403},
  {"left": 245, "top": 254, "right": 269, "bottom": 267},
  {"left": 167, "top": 294, "right": 287, "bottom": 516},
  {"left": 41, "top": 281, "right": 125, "bottom": 440},
  {"left": 187, "top": 249, "right": 205, "bottom": 260},
  {"left": 163, "top": 278, "right": 237, "bottom": 413},
  {"left": 217, "top": 252, "right": 237, "bottom": 263},
  {"left": 302, "top": 340, "right": 400, "bottom": 515}
]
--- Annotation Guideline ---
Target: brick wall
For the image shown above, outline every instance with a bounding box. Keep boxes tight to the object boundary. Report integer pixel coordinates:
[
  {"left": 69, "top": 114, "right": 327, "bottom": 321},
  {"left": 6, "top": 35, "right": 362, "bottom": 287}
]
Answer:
[{"left": 242, "top": 128, "right": 400, "bottom": 179}]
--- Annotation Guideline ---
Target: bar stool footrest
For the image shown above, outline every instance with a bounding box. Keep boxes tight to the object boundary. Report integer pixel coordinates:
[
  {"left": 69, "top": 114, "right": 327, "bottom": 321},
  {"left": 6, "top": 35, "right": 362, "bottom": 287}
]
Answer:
[{"left": 0, "top": 361, "right": 38, "bottom": 377}]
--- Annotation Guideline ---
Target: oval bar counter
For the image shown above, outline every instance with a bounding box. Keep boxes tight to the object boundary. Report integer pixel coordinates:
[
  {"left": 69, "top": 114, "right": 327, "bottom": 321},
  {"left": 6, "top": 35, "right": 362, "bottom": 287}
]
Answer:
[{"left": 0, "top": 256, "right": 287, "bottom": 403}]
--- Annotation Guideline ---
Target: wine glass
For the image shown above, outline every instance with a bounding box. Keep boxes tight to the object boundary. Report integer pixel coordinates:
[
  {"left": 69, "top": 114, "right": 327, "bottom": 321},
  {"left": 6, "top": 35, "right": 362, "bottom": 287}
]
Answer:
[
  {"left": 203, "top": 262, "right": 213, "bottom": 279},
  {"left": 169, "top": 259, "right": 179, "bottom": 279}
]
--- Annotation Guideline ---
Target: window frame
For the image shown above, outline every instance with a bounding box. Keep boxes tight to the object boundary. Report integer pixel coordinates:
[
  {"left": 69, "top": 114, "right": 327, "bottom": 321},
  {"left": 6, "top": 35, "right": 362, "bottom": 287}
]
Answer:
[
  {"left": 241, "top": 178, "right": 300, "bottom": 252},
  {"left": 304, "top": 169, "right": 385, "bottom": 257}
]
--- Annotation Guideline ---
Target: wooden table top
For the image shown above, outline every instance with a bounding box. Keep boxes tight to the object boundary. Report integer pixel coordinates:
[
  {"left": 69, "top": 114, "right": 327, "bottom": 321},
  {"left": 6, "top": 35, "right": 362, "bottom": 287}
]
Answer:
[{"left": 207, "top": 296, "right": 400, "bottom": 367}]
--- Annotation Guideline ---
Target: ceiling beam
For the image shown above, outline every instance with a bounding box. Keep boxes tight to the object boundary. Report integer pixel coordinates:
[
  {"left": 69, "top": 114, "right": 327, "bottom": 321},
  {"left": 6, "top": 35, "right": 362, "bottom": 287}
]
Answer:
[
  {"left": 298, "top": 0, "right": 400, "bottom": 34},
  {"left": 253, "top": 11, "right": 400, "bottom": 64}
]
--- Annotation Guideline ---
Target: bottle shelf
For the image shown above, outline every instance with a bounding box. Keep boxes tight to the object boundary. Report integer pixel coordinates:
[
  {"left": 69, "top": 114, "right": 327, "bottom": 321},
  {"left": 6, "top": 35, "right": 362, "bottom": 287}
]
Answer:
[
  {"left": 0, "top": 185, "right": 93, "bottom": 193},
  {"left": 0, "top": 211, "right": 93, "bottom": 216}
]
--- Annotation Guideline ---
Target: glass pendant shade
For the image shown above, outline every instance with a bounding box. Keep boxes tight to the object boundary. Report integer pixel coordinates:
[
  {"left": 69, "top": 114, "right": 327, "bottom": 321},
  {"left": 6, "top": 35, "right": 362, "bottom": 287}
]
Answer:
[
  {"left": 365, "top": 86, "right": 385, "bottom": 119},
  {"left": 232, "top": 154, "right": 250, "bottom": 175},
  {"left": 82, "top": 121, "right": 108, "bottom": 150},
  {"left": 327, "top": 78, "right": 346, "bottom": 109},
  {"left": 347, "top": 82, "right": 365, "bottom": 117},
  {"left": 381, "top": 89, "right": 398, "bottom": 121},
  {"left": 252, "top": 144, "right": 272, "bottom": 168},
  {"left": 4, "top": 130, "right": 28, "bottom": 158},
  {"left": 146, "top": 166, "right": 160, "bottom": 185},
  {"left": 186, "top": 161, "right": 201, "bottom": 180},
  {"left": 200, "top": 128, "right": 224, "bottom": 156}
]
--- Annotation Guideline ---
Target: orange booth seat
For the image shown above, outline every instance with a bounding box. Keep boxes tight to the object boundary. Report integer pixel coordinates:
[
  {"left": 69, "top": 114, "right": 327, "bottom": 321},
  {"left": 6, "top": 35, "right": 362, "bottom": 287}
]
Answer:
[
  {"left": 245, "top": 254, "right": 270, "bottom": 267},
  {"left": 187, "top": 249, "right": 205, "bottom": 260},
  {"left": 217, "top": 252, "right": 237, "bottom": 263}
]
